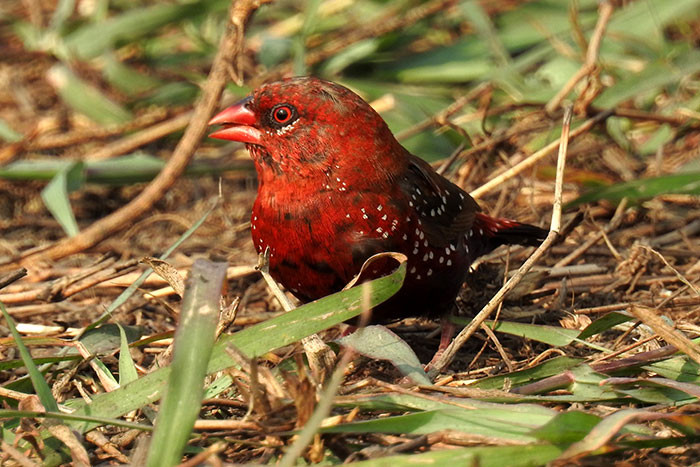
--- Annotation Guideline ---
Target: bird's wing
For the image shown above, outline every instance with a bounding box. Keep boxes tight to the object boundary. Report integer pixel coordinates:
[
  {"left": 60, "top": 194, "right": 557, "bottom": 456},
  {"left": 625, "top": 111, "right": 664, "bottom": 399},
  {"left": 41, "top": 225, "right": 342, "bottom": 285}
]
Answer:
[{"left": 401, "top": 155, "right": 481, "bottom": 248}]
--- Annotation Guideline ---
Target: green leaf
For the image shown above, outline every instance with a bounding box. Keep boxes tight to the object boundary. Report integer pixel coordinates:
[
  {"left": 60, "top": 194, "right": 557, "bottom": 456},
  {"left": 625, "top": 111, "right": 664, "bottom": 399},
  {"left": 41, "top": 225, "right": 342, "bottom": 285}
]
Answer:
[
  {"left": 203, "top": 374, "right": 233, "bottom": 399},
  {"left": 103, "top": 56, "right": 162, "bottom": 95},
  {"left": 291, "top": 0, "right": 322, "bottom": 75},
  {"left": 40, "top": 161, "right": 85, "bottom": 237},
  {"left": 63, "top": 0, "right": 229, "bottom": 60},
  {"left": 320, "top": 39, "right": 379, "bottom": 76},
  {"left": 348, "top": 443, "right": 563, "bottom": 467},
  {"left": 337, "top": 325, "right": 430, "bottom": 385},
  {"left": 566, "top": 172, "right": 700, "bottom": 208},
  {"left": 79, "top": 324, "right": 144, "bottom": 356},
  {"left": 117, "top": 324, "right": 139, "bottom": 386},
  {"left": 0, "top": 302, "right": 59, "bottom": 412},
  {"left": 0, "top": 355, "right": 81, "bottom": 372},
  {"left": 322, "top": 406, "right": 555, "bottom": 442},
  {"left": 48, "top": 0, "right": 77, "bottom": 32},
  {"left": 594, "top": 47, "right": 700, "bottom": 108},
  {"left": 568, "top": 365, "right": 619, "bottom": 400},
  {"left": 0, "top": 154, "right": 252, "bottom": 185},
  {"left": 0, "top": 409, "right": 151, "bottom": 433},
  {"left": 47, "top": 64, "right": 132, "bottom": 126},
  {"left": 562, "top": 409, "right": 652, "bottom": 458},
  {"left": 644, "top": 357, "right": 700, "bottom": 383},
  {"left": 147, "top": 260, "right": 227, "bottom": 467},
  {"left": 578, "top": 312, "right": 633, "bottom": 340},
  {"left": 637, "top": 124, "right": 675, "bottom": 156},
  {"left": 142, "top": 81, "right": 200, "bottom": 106},
  {"left": 532, "top": 411, "right": 602, "bottom": 445},
  {"left": 91, "top": 356, "right": 119, "bottom": 389},
  {"left": 64, "top": 262, "right": 405, "bottom": 433},
  {"left": 472, "top": 356, "right": 582, "bottom": 390},
  {"left": 258, "top": 36, "right": 293, "bottom": 69},
  {"left": 606, "top": 0, "right": 700, "bottom": 47},
  {"left": 484, "top": 320, "right": 580, "bottom": 347}
]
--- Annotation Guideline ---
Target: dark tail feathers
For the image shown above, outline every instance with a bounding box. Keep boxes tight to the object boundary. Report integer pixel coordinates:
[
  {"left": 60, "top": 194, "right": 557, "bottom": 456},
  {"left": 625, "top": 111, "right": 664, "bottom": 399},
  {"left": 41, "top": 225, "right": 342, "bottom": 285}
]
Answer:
[{"left": 473, "top": 213, "right": 547, "bottom": 252}]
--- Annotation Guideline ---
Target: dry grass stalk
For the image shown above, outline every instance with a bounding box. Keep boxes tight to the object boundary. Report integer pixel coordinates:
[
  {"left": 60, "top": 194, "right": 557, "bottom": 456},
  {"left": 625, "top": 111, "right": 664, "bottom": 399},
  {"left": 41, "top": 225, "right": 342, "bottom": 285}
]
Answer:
[{"left": 428, "top": 106, "right": 574, "bottom": 377}]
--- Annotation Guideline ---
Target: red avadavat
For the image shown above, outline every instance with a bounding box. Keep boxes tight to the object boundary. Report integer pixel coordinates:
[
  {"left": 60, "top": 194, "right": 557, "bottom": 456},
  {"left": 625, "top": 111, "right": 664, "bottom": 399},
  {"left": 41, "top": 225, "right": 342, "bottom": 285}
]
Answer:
[{"left": 209, "top": 77, "right": 546, "bottom": 359}]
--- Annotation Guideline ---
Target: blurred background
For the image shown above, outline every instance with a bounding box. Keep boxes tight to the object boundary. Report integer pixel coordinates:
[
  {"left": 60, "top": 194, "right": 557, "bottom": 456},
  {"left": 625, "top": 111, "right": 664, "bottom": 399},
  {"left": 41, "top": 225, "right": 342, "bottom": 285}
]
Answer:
[
  {"left": 1, "top": 1, "right": 700, "bottom": 463},
  {"left": 2, "top": 0, "right": 698, "bottom": 221}
]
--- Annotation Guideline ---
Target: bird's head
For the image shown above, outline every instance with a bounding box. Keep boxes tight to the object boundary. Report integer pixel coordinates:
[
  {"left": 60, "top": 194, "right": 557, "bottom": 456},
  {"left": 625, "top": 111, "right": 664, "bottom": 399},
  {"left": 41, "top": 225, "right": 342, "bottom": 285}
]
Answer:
[{"left": 209, "top": 77, "right": 405, "bottom": 183}]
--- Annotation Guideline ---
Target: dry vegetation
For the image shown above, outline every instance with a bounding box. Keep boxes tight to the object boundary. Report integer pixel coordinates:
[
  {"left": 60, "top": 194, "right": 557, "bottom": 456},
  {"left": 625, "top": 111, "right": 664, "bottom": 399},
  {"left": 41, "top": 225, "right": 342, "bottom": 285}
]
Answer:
[{"left": 1, "top": 0, "right": 699, "bottom": 465}]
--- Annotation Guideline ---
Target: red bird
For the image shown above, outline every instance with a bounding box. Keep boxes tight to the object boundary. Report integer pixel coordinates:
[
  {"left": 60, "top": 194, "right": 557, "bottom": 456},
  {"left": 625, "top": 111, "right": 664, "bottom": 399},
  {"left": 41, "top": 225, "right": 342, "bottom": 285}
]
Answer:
[{"left": 209, "top": 77, "right": 545, "bottom": 361}]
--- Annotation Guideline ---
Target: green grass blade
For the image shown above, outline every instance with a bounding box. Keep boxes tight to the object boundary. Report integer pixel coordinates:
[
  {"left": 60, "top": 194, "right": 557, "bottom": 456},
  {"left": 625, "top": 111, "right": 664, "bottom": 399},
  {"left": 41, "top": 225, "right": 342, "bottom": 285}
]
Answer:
[
  {"left": 578, "top": 312, "right": 633, "bottom": 340},
  {"left": 321, "top": 406, "right": 554, "bottom": 442},
  {"left": 146, "top": 260, "right": 227, "bottom": 467},
  {"left": 337, "top": 325, "right": 429, "bottom": 385},
  {"left": 63, "top": 0, "right": 229, "bottom": 60},
  {"left": 532, "top": 411, "right": 602, "bottom": 444},
  {"left": 40, "top": 161, "right": 85, "bottom": 237},
  {"left": 48, "top": 64, "right": 132, "bottom": 125},
  {"left": 0, "top": 410, "right": 151, "bottom": 432},
  {"left": 103, "top": 56, "right": 162, "bottom": 95},
  {"left": 483, "top": 319, "right": 580, "bottom": 347},
  {"left": 349, "top": 443, "right": 563, "bottom": 467},
  {"left": 117, "top": 324, "right": 139, "bottom": 386},
  {"left": 0, "top": 302, "right": 59, "bottom": 412},
  {"left": 566, "top": 172, "right": 700, "bottom": 208},
  {"left": 594, "top": 47, "right": 700, "bottom": 108},
  {"left": 64, "top": 262, "right": 405, "bottom": 433},
  {"left": 472, "top": 356, "right": 582, "bottom": 390},
  {"left": 0, "top": 154, "right": 253, "bottom": 185}
]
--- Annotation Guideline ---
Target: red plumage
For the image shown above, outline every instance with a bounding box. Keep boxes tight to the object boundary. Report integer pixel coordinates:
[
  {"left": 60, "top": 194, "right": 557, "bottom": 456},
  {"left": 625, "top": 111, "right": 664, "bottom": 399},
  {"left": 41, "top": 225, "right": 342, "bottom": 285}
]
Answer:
[{"left": 209, "top": 77, "right": 546, "bottom": 356}]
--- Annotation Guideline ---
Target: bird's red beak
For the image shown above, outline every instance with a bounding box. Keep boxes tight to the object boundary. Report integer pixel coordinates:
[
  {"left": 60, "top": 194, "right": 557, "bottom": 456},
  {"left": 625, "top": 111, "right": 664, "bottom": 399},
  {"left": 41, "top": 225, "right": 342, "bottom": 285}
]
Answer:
[{"left": 208, "top": 97, "right": 263, "bottom": 144}]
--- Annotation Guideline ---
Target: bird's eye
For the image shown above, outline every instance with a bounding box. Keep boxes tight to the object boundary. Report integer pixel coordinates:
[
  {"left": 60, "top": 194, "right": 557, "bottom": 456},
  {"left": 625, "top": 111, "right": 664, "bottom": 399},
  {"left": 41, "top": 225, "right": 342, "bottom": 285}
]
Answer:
[
  {"left": 269, "top": 104, "right": 298, "bottom": 129},
  {"left": 274, "top": 107, "right": 290, "bottom": 122},
  {"left": 273, "top": 105, "right": 293, "bottom": 124}
]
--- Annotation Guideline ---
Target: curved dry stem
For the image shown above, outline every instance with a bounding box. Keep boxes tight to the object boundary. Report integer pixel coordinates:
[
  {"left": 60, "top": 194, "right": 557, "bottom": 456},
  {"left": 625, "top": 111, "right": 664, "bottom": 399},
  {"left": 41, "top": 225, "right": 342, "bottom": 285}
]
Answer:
[
  {"left": 428, "top": 106, "right": 574, "bottom": 378},
  {"left": 15, "top": 0, "right": 268, "bottom": 266}
]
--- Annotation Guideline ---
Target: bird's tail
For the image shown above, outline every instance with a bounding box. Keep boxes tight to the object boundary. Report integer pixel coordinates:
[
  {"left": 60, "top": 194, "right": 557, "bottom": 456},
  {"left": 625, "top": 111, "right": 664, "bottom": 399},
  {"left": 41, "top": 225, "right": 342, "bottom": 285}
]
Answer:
[{"left": 472, "top": 213, "right": 547, "bottom": 256}]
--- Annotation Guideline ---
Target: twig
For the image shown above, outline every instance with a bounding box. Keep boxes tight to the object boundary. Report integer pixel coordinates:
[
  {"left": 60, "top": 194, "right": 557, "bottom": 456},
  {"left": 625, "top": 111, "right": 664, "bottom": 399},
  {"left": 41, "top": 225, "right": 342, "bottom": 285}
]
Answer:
[
  {"left": 0, "top": 259, "right": 137, "bottom": 304},
  {"left": 438, "top": 129, "right": 511, "bottom": 176},
  {"left": 84, "top": 111, "right": 194, "bottom": 161},
  {"left": 395, "top": 83, "right": 488, "bottom": 142},
  {"left": 532, "top": 273, "right": 680, "bottom": 295},
  {"left": 592, "top": 334, "right": 660, "bottom": 363},
  {"left": 14, "top": 1, "right": 265, "bottom": 265},
  {"left": 427, "top": 106, "right": 574, "bottom": 378},
  {"left": 26, "top": 108, "right": 168, "bottom": 153},
  {"left": 629, "top": 305, "right": 700, "bottom": 366},
  {"left": 649, "top": 219, "right": 700, "bottom": 247},
  {"left": 0, "top": 268, "right": 27, "bottom": 290},
  {"left": 606, "top": 107, "right": 694, "bottom": 127},
  {"left": 1, "top": 440, "right": 38, "bottom": 467},
  {"left": 553, "top": 199, "right": 627, "bottom": 268},
  {"left": 642, "top": 245, "right": 700, "bottom": 297},
  {"left": 469, "top": 109, "right": 611, "bottom": 199},
  {"left": 479, "top": 323, "right": 513, "bottom": 372},
  {"left": 512, "top": 342, "right": 680, "bottom": 395},
  {"left": 545, "top": 1, "right": 614, "bottom": 114}
]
